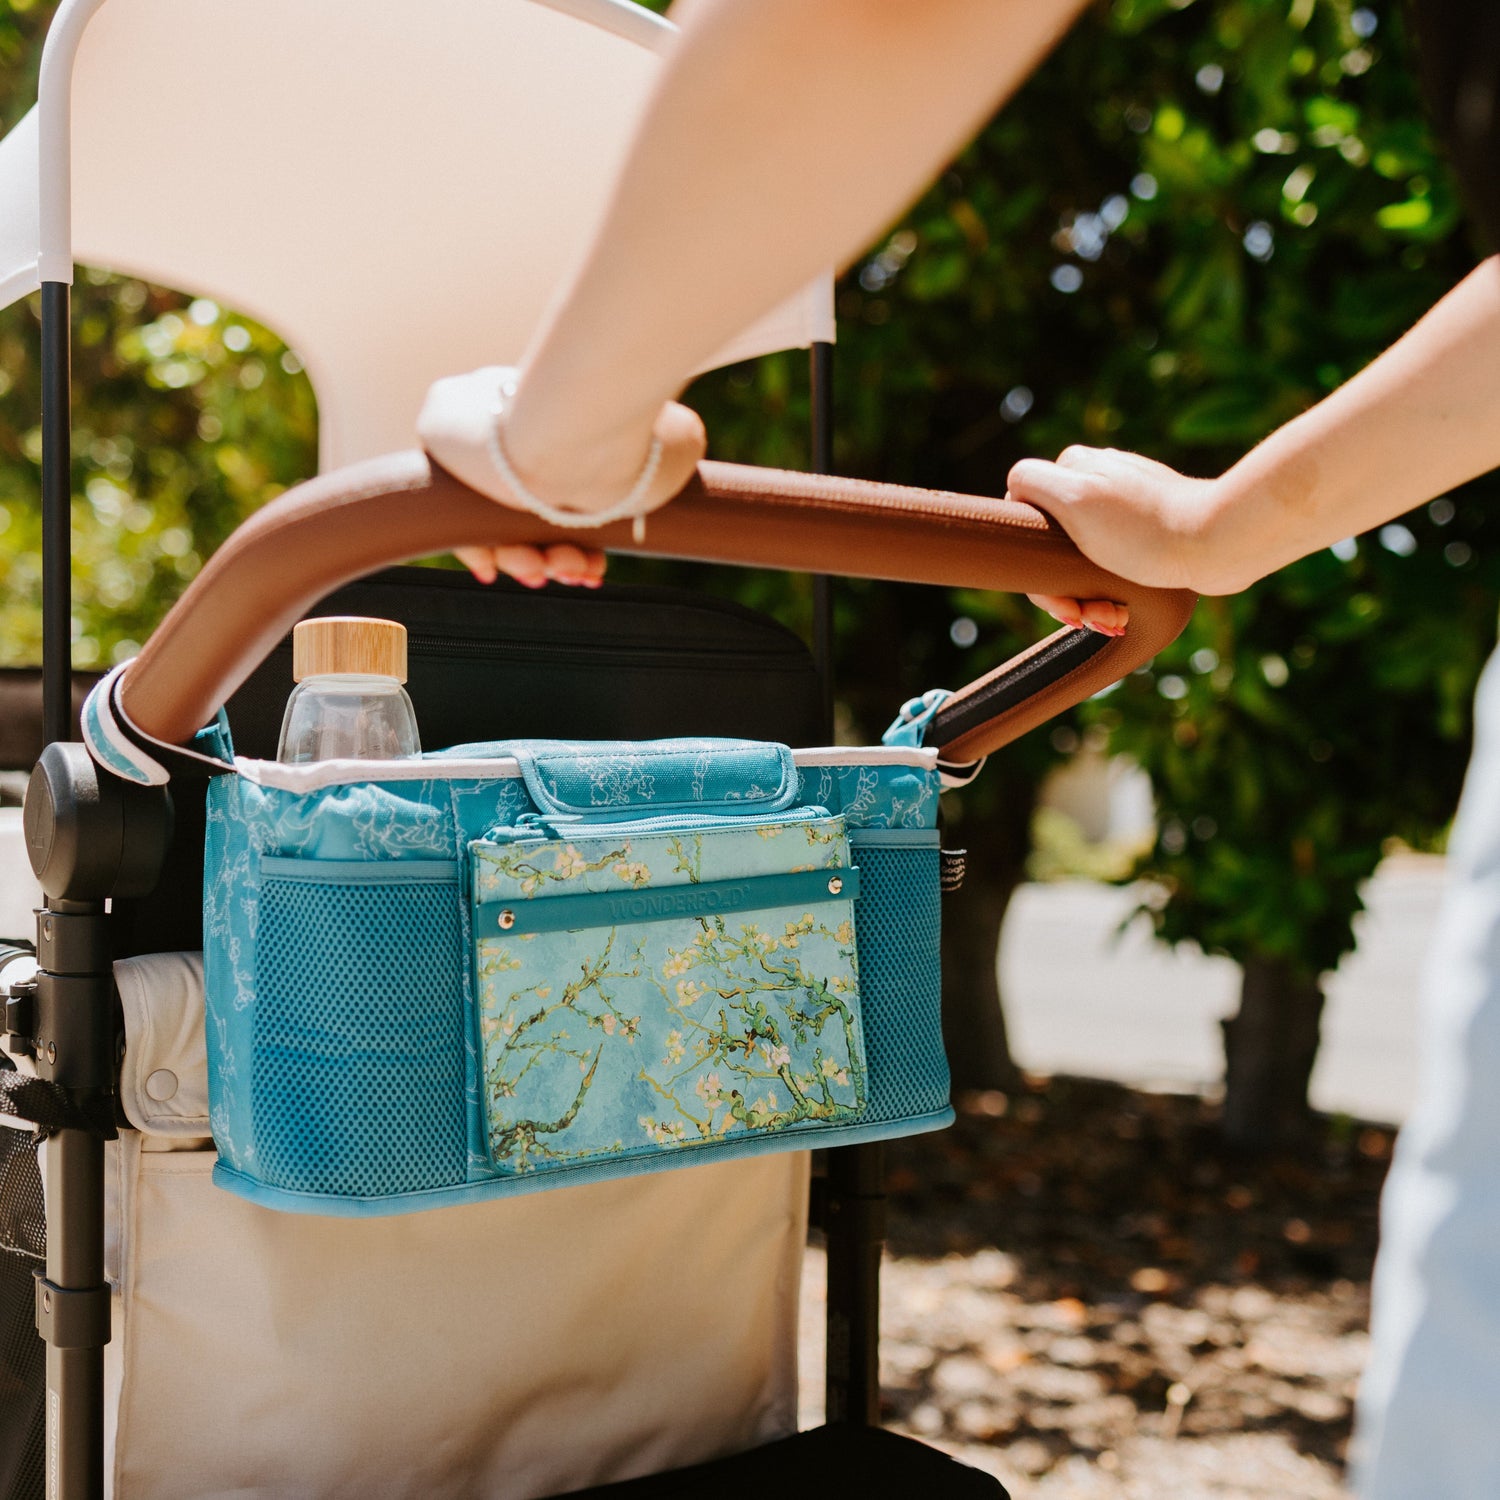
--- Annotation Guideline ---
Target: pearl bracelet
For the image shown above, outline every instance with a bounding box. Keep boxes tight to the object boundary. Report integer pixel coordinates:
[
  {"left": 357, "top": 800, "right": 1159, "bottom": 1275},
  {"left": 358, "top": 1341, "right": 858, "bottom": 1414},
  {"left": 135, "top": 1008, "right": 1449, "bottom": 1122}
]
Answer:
[{"left": 487, "top": 376, "right": 663, "bottom": 545}]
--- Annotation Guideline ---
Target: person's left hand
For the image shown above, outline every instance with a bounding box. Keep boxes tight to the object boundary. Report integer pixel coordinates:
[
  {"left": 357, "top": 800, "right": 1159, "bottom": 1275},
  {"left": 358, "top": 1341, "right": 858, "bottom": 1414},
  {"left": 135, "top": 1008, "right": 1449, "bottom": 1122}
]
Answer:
[{"left": 1006, "top": 445, "right": 1224, "bottom": 631}]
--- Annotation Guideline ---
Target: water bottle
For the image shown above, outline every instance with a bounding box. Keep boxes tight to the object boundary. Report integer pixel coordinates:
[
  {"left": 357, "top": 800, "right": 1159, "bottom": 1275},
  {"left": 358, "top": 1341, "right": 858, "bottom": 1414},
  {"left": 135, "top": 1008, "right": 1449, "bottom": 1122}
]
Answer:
[{"left": 276, "top": 616, "right": 421, "bottom": 763}]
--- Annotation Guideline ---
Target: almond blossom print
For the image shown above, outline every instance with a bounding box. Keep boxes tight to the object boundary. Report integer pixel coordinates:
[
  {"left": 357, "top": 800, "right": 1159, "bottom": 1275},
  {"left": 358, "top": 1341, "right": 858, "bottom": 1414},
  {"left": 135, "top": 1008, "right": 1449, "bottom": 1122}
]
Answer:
[{"left": 474, "top": 819, "right": 866, "bottom": 1172}]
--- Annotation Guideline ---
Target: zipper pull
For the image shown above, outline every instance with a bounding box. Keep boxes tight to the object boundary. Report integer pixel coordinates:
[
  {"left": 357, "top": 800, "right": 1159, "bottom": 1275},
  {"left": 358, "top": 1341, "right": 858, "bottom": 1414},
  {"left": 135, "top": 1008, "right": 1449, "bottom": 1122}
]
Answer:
[
  {"left": 506, "top": 810, "right": 586, "bottom": 840},
  {"left": 482, "top": 812, "right": 550, "bottom": 843}
]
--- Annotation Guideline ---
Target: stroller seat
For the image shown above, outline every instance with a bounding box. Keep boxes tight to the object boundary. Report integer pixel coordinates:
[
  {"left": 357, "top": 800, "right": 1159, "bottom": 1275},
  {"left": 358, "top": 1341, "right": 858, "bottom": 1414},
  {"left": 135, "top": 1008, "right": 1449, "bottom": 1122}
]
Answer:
[
  {"left": 99, "top": 970, "right": 813, "bottom": 1498},
  {"left": 83, "top": 925, "right": 1006, "bottom": 1500}
]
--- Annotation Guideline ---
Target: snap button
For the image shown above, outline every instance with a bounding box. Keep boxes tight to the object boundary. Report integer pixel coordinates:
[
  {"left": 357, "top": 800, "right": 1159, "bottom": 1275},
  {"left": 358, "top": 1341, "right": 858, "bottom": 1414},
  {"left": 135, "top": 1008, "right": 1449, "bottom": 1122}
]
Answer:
[{"left": 144, "top": 1069, "right": 179, "bottom": 1102}]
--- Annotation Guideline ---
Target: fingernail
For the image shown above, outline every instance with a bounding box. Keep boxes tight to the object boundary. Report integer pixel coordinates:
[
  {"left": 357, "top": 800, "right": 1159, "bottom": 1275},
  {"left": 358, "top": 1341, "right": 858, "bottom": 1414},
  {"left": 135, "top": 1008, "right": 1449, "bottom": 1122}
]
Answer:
[
  {"left": 583, "top": 577, "right": 603, "bottom": 590},
  {"left": 522, "top": 576, "right": 547, "bottom": 590},
  {"left": 1062, "top": 616, "right": 1083, "bottom": 629}
]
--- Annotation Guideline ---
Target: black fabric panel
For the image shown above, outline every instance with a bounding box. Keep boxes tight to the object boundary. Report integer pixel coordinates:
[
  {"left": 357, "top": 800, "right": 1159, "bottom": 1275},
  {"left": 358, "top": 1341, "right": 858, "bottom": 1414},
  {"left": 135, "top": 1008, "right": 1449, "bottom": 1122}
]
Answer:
[{"left": 548, "top": 1425, "right": 1008, "bottom": 1499}]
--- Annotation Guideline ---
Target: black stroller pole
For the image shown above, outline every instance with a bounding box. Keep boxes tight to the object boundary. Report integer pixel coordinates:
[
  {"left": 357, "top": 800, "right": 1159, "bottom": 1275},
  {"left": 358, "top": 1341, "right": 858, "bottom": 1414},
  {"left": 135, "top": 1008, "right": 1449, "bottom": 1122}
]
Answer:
[
  {"left": 811, "top": 339, "right": 887, "bottom": 1429},
  {"left": 25, "top": 280, "right": 149, "bottom": 1500},
  {"left": 38, "top": 275, "right": 109, "bottom": 1500}
]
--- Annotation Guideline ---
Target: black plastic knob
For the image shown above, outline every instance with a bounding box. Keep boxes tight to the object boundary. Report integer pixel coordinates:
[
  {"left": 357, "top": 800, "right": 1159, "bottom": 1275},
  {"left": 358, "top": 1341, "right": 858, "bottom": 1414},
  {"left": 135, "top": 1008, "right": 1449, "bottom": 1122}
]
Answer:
[{"left": 23, "top": 743, "right": 172, "bottom": 903}]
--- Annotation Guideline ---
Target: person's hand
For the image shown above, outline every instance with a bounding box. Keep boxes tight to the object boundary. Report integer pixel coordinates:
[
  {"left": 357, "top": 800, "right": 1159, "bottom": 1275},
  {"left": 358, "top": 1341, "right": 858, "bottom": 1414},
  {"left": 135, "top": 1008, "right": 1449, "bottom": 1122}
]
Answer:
[
  {"left": 1006, "top": 445, "right": 1224, "bottom": 630},
  {"left": 419, "top": 368, "right": 706, "bottom": 587}
]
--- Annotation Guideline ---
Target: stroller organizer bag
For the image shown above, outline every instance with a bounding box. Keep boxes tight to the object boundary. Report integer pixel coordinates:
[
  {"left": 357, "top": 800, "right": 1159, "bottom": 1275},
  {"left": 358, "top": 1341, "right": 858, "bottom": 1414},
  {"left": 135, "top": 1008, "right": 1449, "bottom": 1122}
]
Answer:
[{"left": 205, "top": 734, "right": 952, "bottom": 1215}]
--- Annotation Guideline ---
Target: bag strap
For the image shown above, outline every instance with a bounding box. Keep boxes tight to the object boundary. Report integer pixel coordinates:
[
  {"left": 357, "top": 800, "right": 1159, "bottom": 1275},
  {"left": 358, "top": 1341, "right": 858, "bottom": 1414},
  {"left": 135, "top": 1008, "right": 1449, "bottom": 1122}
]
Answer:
[{"left": 112, "top": 451, "right": 1195, "bottom": 764}]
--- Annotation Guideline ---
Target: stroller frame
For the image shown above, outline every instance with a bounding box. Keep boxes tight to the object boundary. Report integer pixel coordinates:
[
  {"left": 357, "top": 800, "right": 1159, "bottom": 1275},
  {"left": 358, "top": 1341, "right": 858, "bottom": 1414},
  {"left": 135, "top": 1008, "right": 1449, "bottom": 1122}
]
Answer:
[
  {"left": 2, "top": 5, "right": 1196, "bottom": 1495},
  {"left": 27, "top": 302, "right": 894, "bottom": 1498}
]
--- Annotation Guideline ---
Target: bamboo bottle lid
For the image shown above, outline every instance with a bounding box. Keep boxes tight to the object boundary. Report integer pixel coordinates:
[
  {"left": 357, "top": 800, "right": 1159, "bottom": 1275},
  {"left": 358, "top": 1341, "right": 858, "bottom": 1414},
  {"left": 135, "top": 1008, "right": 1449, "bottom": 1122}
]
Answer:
[{"left": 292, "top": 617, "right": 408, "bottom": 683}]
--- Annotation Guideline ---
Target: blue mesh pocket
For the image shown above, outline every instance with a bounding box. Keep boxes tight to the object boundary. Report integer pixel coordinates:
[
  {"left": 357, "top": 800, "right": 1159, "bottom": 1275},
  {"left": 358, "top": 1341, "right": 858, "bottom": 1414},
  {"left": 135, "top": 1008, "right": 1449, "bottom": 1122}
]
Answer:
[
  {"left": 250, "top": 861, "right": 467, "bottom": 1198},
  {"left": 849, "top": 837, "right": 950, "bottom": 1125}
]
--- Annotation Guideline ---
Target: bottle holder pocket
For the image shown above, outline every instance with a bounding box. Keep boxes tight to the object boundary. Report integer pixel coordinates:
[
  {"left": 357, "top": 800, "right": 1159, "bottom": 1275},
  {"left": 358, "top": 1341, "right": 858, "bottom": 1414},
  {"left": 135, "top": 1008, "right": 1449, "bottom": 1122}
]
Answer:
[
  {"left": 471, "top": 815, "right": 867, "bottom": 1176},
  {"left": 843, "top": 833, "right": 950, "bottom": 1128},
  {"left": 250, "top": 860, "right": 468, "bottom": 1197}
]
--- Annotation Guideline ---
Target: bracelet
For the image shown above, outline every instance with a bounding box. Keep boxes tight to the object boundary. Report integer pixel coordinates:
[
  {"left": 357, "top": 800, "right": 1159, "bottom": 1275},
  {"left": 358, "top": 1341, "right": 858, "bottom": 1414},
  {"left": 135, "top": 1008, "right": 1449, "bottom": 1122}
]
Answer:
[{"left": 488, "top": 376, "right": 663, "bottom": 545}]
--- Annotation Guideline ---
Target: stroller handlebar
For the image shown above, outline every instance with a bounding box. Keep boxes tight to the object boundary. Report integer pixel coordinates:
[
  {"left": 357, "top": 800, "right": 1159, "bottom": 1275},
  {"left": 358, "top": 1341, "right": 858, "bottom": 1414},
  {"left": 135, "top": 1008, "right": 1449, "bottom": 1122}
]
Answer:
[{"left": 117, "top": 451, "right": 1196, "bottom": 763}]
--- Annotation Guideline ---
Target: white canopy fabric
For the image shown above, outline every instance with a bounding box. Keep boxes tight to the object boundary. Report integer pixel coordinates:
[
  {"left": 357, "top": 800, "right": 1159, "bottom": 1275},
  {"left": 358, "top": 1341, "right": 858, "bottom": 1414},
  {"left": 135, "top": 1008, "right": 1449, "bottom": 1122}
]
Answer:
[{"left": 0, "top": 0, "right": 833, "bottom": 469}]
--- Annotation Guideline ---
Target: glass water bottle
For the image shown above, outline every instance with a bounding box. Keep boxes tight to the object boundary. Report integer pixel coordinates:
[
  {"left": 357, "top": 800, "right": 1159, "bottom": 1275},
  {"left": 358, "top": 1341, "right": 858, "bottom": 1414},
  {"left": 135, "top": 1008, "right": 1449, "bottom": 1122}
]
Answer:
[{"left": 276, "top": 616, "right": 421, "bottom": 763}]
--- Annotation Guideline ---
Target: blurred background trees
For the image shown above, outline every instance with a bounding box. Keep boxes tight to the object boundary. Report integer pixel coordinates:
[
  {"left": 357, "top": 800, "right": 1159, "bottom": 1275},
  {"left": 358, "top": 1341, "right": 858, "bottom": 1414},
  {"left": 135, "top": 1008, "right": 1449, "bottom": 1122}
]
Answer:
[{"left": 1, "top": 0, "right": 1495, "bottom": 1146}]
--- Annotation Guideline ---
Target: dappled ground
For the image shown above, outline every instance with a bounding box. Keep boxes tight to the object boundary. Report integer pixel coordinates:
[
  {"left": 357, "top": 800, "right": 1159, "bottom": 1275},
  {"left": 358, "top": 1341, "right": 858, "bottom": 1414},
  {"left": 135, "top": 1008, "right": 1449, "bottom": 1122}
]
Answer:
[{"left": 800, "top": 1078, "right": 1394, "bottom": 1498}]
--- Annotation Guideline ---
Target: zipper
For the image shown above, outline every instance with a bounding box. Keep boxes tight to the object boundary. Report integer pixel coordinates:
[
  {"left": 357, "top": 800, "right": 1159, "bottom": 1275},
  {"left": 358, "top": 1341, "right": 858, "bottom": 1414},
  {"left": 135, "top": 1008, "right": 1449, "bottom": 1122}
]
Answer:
[{"left": 486, "top": 805, "right": 836, "bottom": 844}]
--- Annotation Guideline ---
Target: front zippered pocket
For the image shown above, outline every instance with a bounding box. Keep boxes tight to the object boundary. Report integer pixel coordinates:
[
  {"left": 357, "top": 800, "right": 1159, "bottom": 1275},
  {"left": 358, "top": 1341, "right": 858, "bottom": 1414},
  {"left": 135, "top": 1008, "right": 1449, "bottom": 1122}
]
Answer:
[{"left": 470, "top": 812, "right": 866, "bottom": 1175}]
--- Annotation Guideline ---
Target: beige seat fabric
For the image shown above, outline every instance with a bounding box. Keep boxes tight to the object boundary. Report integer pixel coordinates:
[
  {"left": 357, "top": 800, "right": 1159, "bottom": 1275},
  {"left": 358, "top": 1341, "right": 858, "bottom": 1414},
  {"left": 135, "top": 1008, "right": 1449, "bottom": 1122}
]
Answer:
[{"left": 102, "top": 955, "right": 808, "bottom": 1499}]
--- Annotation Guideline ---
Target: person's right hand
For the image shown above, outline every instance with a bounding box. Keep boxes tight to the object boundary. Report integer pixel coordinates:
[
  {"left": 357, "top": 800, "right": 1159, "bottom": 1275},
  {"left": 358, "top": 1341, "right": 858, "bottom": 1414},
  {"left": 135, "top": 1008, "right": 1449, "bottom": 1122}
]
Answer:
[{"left": 1006, "top": 445, "right": 1228, "bottom": 630}]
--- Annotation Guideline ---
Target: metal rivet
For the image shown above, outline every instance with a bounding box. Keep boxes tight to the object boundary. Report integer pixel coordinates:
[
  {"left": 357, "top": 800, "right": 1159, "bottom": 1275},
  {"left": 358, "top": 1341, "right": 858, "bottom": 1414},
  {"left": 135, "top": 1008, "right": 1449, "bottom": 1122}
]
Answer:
[
  {"left": 41, "top": 918, "right": 52, "bottom": 941},
  {"left": 42, "top": 1290, "right": 51, "bottom": 1314},
  {"left": 46, "top": 1041, "right": 56, "bottom": 1064},
  {"left": 828, "top": 876, "right": 843, "bottom": 895},
  {"left": 498, "top": 910, "right": 516, "bottom": 930}
]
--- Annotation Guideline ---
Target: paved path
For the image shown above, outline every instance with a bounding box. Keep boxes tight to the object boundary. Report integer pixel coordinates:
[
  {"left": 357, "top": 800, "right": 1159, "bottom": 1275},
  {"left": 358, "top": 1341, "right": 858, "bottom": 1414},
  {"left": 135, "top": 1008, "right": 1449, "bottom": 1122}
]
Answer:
[{"left": 1002, "top": 855, "right": 1446, "bottom": 1125}]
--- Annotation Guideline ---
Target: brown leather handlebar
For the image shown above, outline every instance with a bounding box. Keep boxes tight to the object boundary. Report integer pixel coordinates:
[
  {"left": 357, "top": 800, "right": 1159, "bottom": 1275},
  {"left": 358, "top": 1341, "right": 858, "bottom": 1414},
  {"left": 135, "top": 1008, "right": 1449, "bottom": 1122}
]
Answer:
[{"left": 118, "top": 451, "right": 1195, "bottom": 761}]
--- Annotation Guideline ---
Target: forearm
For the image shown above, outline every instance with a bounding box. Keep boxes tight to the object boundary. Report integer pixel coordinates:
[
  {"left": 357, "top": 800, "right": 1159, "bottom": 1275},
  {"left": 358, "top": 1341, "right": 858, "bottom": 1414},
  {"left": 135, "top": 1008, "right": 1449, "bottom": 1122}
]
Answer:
[
  {"left": 1207, "top": 255, "right": 1500, "bottom": 589},
  {"left": 506, "top": 0, "right": 1085, "bottom": 484}
]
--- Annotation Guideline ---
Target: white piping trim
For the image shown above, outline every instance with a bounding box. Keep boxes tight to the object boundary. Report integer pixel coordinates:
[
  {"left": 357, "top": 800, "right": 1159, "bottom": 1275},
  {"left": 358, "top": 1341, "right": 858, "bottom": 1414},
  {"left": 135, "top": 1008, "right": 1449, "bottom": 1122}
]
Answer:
[
  {"left": 793, "top": 746, "right": 938, "bottom": 769},
  {"left": 236, "top": 756, "right": 523, "bottom": 790},
  {"left": 236, "top": 743, "right": 938, "bottom": 793}
]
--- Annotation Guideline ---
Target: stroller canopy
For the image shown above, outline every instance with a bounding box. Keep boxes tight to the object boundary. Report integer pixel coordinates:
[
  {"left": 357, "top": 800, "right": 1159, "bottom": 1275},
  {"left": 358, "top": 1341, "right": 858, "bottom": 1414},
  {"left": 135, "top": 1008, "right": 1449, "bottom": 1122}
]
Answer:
[{"left": 0, "top": 0, "right": 833, "bottom": 469}]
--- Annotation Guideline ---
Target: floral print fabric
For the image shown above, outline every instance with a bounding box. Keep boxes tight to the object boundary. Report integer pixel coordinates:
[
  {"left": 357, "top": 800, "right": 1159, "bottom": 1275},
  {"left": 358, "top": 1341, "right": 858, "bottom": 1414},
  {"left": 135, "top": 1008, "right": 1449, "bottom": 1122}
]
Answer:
[{"left": 473, "top": 817, "right": 865, "bottom": 1172}]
